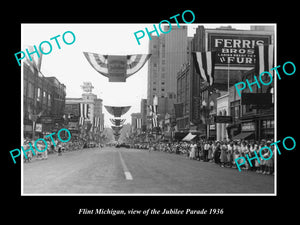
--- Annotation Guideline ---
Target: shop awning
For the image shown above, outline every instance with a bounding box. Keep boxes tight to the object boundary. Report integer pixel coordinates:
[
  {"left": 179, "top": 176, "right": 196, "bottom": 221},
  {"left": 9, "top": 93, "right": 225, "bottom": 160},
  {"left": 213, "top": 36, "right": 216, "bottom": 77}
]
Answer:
[
  {"left": 232, "top": 132, "right": 254, "bottom": 140},
  {"left": 182, "top": 132, "right": 197, "bottom": 141}
]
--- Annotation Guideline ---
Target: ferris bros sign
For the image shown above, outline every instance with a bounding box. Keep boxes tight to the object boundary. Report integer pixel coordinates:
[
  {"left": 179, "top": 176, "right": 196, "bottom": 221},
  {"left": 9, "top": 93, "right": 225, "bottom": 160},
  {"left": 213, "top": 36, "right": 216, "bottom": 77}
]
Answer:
[{"left": 208, "top": 33, "right": 271, "bottom": 67}]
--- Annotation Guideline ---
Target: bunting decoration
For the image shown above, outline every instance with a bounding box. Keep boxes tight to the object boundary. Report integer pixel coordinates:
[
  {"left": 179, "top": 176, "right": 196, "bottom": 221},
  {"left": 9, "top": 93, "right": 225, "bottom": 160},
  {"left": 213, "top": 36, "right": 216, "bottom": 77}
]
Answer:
[
  {"left": 79, "top": 103, "right": 90, "bottom": 125},
  {"left": 79, "top": 103, "right": 90, "bottom": 119},
  {"left": 24, "top": 45, "right": 43, "bottom": 73},
  {"left": 149, "top": 105, "right": 158, "bottom": 128},
  {"left": 111, "top": 126, "right": 123, "bottom": 133},
  {"left": 114, "top": 134, "right": 120, "bottom": 141},
  {"left": 104, "top": 106, "right": 131, "bottom": 117},
  {"left": 136, "top": 118, "right": 142, "bottom": 129},
  {"left": 192, "top": 51, "right": 216, "bottom": 86},
  {"left": 83, "top": 52, "right": 151, "bottom": 82},
  {"left": 94, "top": 116, "right": 101, "bottom": 127},
  {"left": 109, "top": 118, "right": 126, "bottom": 126},
  {"left": 254, "top": 44, "right": 274, "bottom": 75}
]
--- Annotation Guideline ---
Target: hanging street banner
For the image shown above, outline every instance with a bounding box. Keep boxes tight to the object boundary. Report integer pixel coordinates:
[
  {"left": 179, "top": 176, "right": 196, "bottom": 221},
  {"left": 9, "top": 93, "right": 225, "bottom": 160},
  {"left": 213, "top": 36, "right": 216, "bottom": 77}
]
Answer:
[
  {"left": 104, "top": 106, "right": 131, "bottom": 117},
  {"left": 107, "top": 55, "right": 127, "bottom": 82},
  {"left": 83, "top": 52, "right": 151, "bottom": 82}
]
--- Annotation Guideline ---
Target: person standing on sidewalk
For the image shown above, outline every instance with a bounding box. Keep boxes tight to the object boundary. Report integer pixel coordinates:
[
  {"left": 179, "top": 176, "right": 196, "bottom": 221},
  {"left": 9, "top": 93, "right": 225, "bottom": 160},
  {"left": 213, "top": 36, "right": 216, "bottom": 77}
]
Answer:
[{"left": 203, "top": 141, "right": 210, "bottom": 162}]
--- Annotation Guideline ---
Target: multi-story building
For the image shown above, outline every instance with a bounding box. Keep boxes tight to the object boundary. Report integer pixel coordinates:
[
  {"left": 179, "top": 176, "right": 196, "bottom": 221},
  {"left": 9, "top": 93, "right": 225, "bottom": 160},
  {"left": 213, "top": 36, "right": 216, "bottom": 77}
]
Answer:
[
  {"left": 64, "top": 82, "right": 104, "bottom": 142},
  {"left": 147, "top": 25, "right": 189, "bottom": 125},
  {"left": 23, "top": 62, "right": 66, "bottom": 138},
  {"left": 176, "top": 25, "right": 274, "bottom": 140},
  {"left": 227, "top": 69, "right": 274, "bottom": 141}
]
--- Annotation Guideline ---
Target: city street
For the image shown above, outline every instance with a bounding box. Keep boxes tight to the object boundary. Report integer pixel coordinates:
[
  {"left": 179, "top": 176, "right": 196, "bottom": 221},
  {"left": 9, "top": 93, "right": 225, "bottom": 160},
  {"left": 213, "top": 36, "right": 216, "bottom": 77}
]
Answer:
[{"left": 23, "top": 147, "right": 274, "bottom": 194}]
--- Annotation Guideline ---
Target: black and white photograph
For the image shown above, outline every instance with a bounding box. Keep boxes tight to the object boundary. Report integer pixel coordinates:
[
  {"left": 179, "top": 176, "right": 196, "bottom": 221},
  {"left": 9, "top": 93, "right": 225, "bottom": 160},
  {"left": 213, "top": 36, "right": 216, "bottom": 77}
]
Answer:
[
  {"left": 20, "top": 23, "right": 276, "bottom": 195},
  {"left": 4, "top": 5, "right": 298, "bottom": 221}
]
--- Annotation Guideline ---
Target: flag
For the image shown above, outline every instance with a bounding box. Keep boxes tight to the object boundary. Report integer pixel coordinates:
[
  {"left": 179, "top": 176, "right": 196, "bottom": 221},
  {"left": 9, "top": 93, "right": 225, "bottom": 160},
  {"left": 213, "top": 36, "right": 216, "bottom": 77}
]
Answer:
[
  {"left": 192, "top": 51, "right": 216, "bottom": 86},
  {"left": 136, "top": 118, "right": 142, "bottom": 129},
  {"left": 148, "top": 105, "right": 153, "bottom": 116},
  {"left": 255, "top": 44, "right": 274, "bottom": 75},
  {"left": 79, "top": 103, "right": 89, "bottom": 119},
  {"left": 94, "top": 117, "right": 100, "bottom": 127},
  {"left": 79, "top": 117, "right": 84, "bottom": 125},
  {"left": 83, "top": 52, "right": 151, "bottom": 82},
  {"left": 152, "top": 114, "right": 158, "bottom": 128}
]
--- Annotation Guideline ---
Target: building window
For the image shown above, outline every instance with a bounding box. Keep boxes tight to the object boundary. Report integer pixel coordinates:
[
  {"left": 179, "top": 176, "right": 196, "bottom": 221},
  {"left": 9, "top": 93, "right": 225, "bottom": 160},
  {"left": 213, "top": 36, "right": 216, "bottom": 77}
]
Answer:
[
  {"left": 161, "top": 88, "right": 165, "bottom": 92},
  {"left": 27, "top": 82, "right": 34, "bottom": 99},
  {"left": 37, "top": 88, "right": 41, "bottom": 102},
  {"left": 43, "top": 91, "right": 47, "bottom": 103},
  {"left": 230, "top": 100, "right": 240, "bottom": 123},
  {"left": 262, "top": 120, "right": 274, "bottom": 129},
  {"left": 48, "top": 94, "right": 51, "bottom": 107}
]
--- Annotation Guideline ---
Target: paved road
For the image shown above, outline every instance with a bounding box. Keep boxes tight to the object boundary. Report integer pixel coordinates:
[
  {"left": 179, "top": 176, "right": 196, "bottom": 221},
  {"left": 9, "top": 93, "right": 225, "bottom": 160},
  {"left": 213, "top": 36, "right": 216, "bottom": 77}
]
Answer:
[{"left": 23, "top": 147, "right": 274, "bottom": 194}]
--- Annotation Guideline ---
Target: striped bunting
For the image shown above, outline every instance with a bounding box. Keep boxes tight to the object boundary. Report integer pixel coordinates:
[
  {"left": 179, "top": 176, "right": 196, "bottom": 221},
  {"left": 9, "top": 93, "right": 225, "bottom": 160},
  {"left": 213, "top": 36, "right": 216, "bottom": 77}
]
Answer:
[
  {"left": 104, "top": 106, "right": 131, "bottom": 117},
  {"left": 110, "top": 118, "right": 126, "bottom": 126},
  {"left": 136, "top": 118, "right": 142, "bottom": 129},
  {"left": 255, "top": 44, "right": 274, "bottom": 75},
  {"left": 79, "top": 103, "right": 90, "bottom": 125},
  {"left": 192, "top": 51, "right": 216, "bottom": 86},
  {"left": 83, "top": 52, "right": 151, "bottom": 82},
  {"left": 94, "top": 117, "right": 101, "bottom": 127}
]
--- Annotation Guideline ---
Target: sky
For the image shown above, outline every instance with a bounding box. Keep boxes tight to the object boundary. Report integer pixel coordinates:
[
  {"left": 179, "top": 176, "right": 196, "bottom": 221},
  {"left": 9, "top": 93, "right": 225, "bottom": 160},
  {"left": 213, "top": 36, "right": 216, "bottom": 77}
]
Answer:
[{"left": 21, "top": 23, "right": 251, "bottom": 127}]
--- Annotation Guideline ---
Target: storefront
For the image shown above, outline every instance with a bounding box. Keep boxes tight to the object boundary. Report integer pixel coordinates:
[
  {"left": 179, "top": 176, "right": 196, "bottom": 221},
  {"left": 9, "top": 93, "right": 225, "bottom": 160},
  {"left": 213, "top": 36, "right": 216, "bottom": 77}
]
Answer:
[
  {"left": 233, "top": 116, "right": 274, "bottom": 141},
  {"left": 258, "top": 118, "right": 274, "bottom": 140}
]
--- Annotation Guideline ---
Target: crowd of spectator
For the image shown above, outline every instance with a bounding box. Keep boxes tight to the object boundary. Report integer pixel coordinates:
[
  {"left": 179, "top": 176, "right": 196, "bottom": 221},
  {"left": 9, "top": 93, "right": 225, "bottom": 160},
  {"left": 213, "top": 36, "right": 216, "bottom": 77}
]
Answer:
[
  {"left": 132, "top": 139, "right": 275, "bottom": 175},
  {"left": 22, "top": 136, "right": 99, "bottom": 162}
]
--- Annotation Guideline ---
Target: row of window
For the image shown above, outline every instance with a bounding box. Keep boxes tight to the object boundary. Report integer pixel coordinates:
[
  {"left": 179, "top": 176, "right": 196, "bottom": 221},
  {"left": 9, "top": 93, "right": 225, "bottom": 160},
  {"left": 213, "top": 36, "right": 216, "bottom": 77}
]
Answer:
[{"left": 24, "top": 82, "right": 52, "bottom": 107}]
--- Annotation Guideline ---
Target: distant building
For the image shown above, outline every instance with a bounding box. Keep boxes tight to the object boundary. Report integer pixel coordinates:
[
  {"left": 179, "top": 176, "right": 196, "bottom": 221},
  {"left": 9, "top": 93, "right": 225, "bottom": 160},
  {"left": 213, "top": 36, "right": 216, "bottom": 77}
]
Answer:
[
  {"left": 147, "top": 26, "right": 189, "bottom": 122},
  {"left": 64, "top": 82, "right": 104, "bottom": 142},
  {"left": 23, "top": 62, "right": 66, "bottom": 138},
  {"left": 176, "top": 25, "right": 275, "bottom": 140},
  {"left": 227, "top": 69, "right": 274, "bottom": 141}
]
